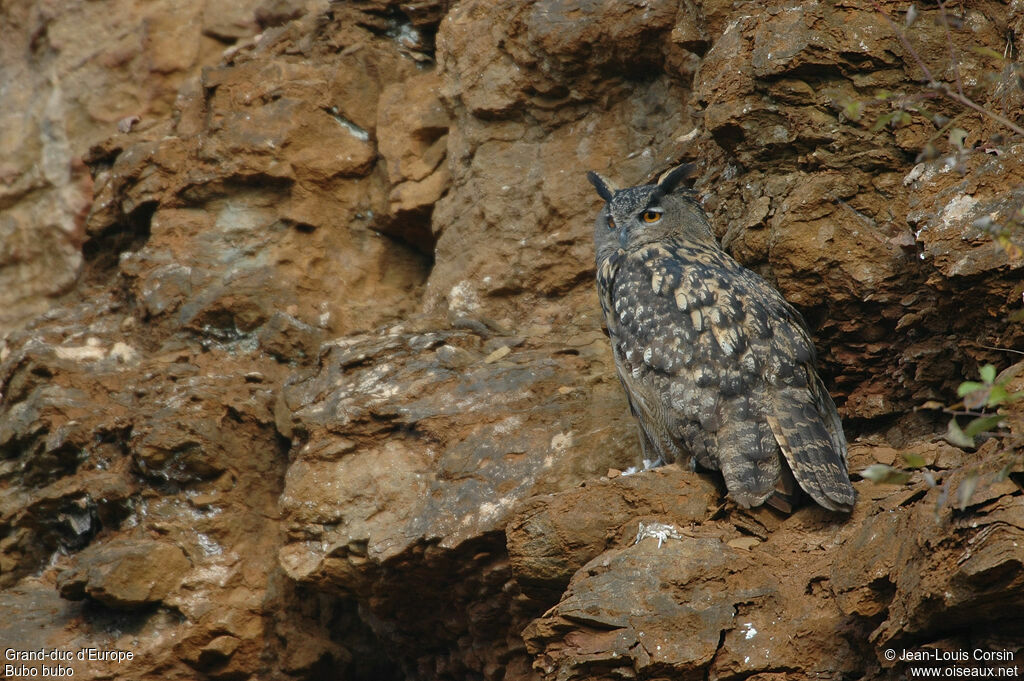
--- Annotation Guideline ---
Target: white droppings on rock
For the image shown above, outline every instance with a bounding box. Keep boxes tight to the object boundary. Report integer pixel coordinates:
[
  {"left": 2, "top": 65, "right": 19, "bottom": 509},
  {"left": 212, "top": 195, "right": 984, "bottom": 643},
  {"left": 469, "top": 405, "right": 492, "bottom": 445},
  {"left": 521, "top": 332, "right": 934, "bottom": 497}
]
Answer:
[
  {"left": 196, "top": 533, "right": 223, "bottom": 556},
  {"left": 477, "top": 494, "right": 515, "bottom": 522},
  {"left": 939, "top": 194, "right": 978, "bottom": 228},
  {"left": 675, "top": 128, "right": 699, "bottom": 143},
  {"left": 493, "top": 415, "right": 523, "bottom": 435},
  {"left": 55, "top": 338, "right": 107, "bottom": 361},
  {"left": 109, "top": 341, "right": 139, "bottom": 363},
  {"left": 634, "top": 521, "right": 683, "bottom": 548},
  {"left": 448, "top": 280, "right": 482, "bottom": 316},
  {"left": 903, "top": 162, "right": 930, "bottom": 186},
  {"left": 550, "top": 431, "right": 574, "bottom": 453}
]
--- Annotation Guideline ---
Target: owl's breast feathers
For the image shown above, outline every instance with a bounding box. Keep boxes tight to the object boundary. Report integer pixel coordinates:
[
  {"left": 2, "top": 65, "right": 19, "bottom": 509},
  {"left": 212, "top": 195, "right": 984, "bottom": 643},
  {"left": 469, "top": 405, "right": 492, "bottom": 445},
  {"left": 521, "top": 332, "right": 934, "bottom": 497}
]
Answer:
[
  {"left": 596, "top": 237, "right": 855, "bottom": 512},
  {"left": 609, "top": 240, "right": 814, "bottom": 382}
]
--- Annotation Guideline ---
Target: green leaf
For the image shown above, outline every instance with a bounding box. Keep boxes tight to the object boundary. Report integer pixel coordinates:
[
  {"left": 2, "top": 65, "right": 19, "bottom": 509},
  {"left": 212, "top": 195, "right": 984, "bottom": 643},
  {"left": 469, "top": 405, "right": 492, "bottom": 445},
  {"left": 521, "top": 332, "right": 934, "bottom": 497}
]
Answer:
[
  {"left": 894, "top": 111, "right": 912, "bottom": 127},
  {"left": 843, "top": 100, "right": 864, "bottom": 121},
  {"left": 970, "top": 46, "right": 1005, "bottom": 61},
  {"left": 870, "top": 112, "right": 897, "bottom": 133},
  {"left": 987, "top": 384, "right": 1009, "bottom": 407},
  {"left": 957, "top": 470, "right": 980, "bottom": 511},
  {"left": 962, "top": 384, "right": 991, "bottom": 411},
  {"left": 902, "top": 452, "right": 927, "bottom": 468},
  {"left": 957, "top": 381, "right": 984, "bottom": 397},
  {"left": 860, "top": 464, "right": 912, "bottom": 485},
  {"left": 945, "top": 418, "right": 975, "bottom": 449},
  {"left": 963, "top": 413, "right": 1007, "bottom": 437},
  {"left": 979, "top": 364, "right": 997, "bottom": 384}
]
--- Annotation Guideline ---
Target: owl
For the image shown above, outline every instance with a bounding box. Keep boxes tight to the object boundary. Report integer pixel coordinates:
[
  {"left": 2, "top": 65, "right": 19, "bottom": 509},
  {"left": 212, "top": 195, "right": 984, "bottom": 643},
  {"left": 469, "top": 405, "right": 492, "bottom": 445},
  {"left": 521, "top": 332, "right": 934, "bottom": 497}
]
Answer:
[{"left": 589, "top": 165, "right": 855, "bottom": 512}]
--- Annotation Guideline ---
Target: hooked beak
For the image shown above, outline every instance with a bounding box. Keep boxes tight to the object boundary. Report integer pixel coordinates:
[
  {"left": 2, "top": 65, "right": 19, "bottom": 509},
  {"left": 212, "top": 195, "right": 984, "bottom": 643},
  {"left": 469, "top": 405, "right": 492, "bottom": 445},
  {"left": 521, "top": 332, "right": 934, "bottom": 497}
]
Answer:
[{"left": 618, "top": 226, "right": 629, "bottom": 249}]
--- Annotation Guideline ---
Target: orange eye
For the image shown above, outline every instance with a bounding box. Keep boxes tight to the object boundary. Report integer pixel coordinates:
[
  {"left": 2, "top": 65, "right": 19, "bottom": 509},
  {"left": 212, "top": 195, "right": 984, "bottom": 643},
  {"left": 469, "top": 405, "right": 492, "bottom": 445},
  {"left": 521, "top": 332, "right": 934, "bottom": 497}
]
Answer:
[
  {"left": 642, "top": 210, "right": 662, "bottom": 223},
  {"left": 607, "top": 215, "right": 616, "bottom": 230}
]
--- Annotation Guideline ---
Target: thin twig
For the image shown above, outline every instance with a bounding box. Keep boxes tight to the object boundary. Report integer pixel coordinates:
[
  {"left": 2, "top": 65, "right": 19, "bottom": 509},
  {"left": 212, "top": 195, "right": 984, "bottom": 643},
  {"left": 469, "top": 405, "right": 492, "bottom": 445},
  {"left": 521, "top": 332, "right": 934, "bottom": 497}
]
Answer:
[
  {"left": 942, "top": 409, "right": 992, "bottom": 418},
  {"left": 870, "top": 0, "right": 1024, "bottom": 138},
  {"left": 937, "top": 0, "right": 964, "bottom": 99},
  {"left": 970, "top": 343, "right": 1024, "bottom": 356},
  {"left": 925, "top": 111, "right": 964, "bottom": 146},
  {"left": 936, "top": 83, "right": 1024, "bottom": 137}
]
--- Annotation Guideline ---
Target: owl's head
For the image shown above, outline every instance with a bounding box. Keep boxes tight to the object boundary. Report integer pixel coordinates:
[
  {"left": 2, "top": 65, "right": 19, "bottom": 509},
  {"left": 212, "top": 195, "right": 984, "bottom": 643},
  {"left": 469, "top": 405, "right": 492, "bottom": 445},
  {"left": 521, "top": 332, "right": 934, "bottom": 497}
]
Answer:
[{"left": 588, "top": 164, "right": 713, "bottom": 258}]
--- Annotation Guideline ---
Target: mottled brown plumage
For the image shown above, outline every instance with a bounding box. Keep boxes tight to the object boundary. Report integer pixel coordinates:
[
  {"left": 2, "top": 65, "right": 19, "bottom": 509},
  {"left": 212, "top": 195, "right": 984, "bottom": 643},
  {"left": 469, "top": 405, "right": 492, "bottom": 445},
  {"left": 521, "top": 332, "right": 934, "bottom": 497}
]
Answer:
[{"left": 589, "top": 167, "right": 855, "bottom": 512}]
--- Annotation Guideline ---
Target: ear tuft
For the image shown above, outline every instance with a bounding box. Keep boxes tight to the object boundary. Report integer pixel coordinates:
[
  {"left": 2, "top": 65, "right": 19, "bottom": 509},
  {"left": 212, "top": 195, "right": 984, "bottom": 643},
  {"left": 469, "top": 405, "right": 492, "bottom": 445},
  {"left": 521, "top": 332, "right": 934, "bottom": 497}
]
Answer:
[
  {"left": 656, "top": 163, "right": 697, "bottom": 194},
  {"left": 587, "top": 171, "right": 616, "bottom": 202}
]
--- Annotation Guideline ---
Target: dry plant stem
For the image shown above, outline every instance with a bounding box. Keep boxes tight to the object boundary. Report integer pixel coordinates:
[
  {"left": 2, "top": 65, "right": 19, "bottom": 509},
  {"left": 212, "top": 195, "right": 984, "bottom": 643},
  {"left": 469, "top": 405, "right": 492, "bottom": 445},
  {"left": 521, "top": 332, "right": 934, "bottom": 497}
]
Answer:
[
  {"left": 936, "top": 83, "right": 1024, "bottom": 138},
  {"left": 926, "top": 111, "right": 964, "bottom": 146},
  {"left": 871, "top": 0, "right": 1024, "bottom": 138},
  {"left": 937, "top": 0, "right": 964, "bottom": 98},
  {"left": 970, "top": 343, "right": 1024, "bottom": 356},
  {"left": 944, "top": 410, "right": 997, "bottom": 419}
]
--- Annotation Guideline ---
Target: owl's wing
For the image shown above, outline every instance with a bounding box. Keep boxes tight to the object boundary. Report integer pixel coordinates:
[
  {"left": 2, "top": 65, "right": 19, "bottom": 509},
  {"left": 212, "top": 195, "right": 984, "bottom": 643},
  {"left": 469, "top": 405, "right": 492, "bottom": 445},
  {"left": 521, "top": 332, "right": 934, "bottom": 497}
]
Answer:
[
  {"left": 598, "top": 247, "right": 668, "bottom": 466},
  {"left": 812, "top": 369, "right": 849, "bottom": 463},
  {"left": 596, "top": 248, "right": 623, "bottom": 337},
  {"left": 752, "top": 285, "right": 855, "bottom": 512}
]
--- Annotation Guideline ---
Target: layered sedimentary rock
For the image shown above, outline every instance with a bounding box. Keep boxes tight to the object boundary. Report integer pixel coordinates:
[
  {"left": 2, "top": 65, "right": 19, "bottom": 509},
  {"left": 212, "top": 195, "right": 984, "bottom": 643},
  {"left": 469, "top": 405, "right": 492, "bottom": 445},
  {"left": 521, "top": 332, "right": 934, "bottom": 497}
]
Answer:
[{"left": 1, "top": 1, "right": 1022, "bottom": 680}]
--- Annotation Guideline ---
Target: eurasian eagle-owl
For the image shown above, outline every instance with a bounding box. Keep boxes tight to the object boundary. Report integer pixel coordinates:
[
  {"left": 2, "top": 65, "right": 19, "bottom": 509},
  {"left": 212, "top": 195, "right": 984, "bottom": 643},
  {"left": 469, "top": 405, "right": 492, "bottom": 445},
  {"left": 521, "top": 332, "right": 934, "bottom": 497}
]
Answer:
[{"left": 589, "top": 166, "right": 856, "bottom": 512}]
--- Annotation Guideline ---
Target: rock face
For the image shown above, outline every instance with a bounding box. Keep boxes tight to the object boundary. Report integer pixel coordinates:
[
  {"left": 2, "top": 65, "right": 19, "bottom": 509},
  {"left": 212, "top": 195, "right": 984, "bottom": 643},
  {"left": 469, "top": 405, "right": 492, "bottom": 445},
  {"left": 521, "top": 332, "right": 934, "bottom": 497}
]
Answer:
[
  {"left": 0, "top": 0, "right": 276, "bottom": 334},
  {"left": 1, "top": 1, "right": 1023, "bottom": 680},
  {"left": 57, "top": 537, "right": 191, "bottom": 608}
]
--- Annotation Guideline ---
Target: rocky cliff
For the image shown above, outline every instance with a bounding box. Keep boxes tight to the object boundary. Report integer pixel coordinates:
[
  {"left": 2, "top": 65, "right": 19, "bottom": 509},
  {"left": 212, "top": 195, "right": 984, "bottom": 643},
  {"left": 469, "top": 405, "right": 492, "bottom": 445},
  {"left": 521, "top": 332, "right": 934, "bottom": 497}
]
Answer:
[{"left": 2, "top": 1, "right": 1023, "bottom": 680}]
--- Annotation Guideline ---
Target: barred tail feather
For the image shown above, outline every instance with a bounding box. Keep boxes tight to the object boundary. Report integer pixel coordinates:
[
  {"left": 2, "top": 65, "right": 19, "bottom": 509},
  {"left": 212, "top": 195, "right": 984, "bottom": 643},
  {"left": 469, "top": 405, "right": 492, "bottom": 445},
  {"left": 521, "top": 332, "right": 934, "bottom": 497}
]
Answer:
[
  {"left": 715, "top": 399, "right": 779, "bottom": 508},
  {"left": 767, "top": 388, "right": 856, "bottom": 512}
]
